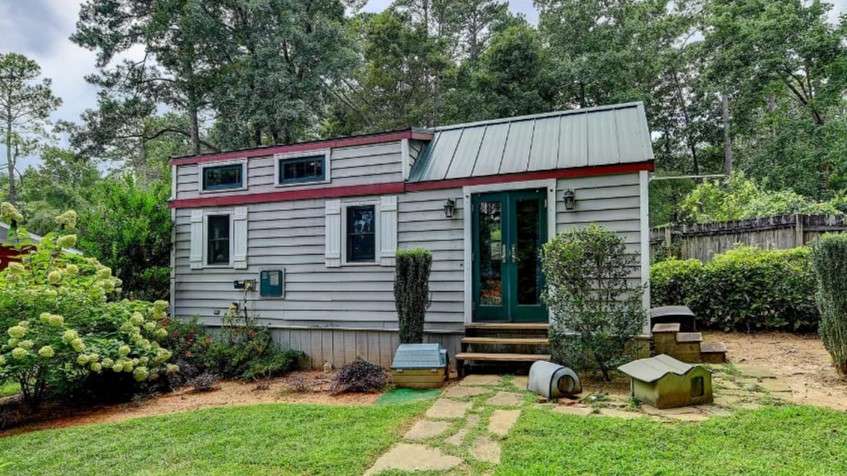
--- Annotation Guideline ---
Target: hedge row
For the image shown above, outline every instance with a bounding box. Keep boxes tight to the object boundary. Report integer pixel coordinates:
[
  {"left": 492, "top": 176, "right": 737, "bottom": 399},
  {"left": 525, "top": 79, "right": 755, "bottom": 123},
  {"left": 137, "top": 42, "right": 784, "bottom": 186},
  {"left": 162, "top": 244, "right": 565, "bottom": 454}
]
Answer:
[{"left": 651, "top": 246, "right": 818, "bottom": 332}]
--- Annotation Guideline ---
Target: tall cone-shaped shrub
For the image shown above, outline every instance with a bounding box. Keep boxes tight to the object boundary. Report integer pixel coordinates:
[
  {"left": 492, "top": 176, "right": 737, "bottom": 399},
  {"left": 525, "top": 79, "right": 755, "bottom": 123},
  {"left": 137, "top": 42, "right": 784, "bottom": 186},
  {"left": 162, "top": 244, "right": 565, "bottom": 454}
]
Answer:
[
  {"left": 394, "top": 248, "right": 432, "bottom": 344},
  {"left": 812, "top": 233, "right": 847, "bottom": 376}
]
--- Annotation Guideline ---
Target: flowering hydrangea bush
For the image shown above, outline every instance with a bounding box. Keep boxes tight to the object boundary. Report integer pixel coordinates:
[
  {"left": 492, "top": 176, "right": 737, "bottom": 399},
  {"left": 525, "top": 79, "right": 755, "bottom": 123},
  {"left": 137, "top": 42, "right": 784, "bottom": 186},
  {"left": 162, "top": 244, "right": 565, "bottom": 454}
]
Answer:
[{"left": 0, "top": 204, "right": 177, "bottom": 405}]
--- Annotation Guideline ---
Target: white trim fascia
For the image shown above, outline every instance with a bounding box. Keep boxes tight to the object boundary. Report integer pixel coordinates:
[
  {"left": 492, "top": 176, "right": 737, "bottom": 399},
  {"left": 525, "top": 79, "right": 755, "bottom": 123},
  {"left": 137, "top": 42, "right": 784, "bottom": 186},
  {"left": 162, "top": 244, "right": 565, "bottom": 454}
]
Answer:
[
  {"left": 170, "top": 163, "right": 177, "bottom": 200},
  {"left": 340, "top": 199, "right": 380, "bottom": 266},
  {"left": 273, "top": 148, "right": 331, "bottom": 188},
  {"left": 201, "top": 210, "right": 235, "bottom": 269},
  {"left": 461, "top": 178, "right": 557, "bottom": 325},
  {"left": 639, "top": 170, "right": 651, "bottom": 335},
  {"left": 198, "top": 159, "right": 248, "bottom": 194},
  {"left": 400, "top": 138, "right": 410, "bottom": 180}
]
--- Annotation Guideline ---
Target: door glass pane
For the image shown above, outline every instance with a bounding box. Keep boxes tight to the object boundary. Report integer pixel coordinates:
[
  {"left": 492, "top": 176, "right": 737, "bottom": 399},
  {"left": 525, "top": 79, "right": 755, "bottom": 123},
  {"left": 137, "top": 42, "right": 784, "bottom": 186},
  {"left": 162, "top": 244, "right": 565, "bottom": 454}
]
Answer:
[
  {"left": 478, "top": 200, "right": 503, "bottom": 306},
  {"left": 515, "top": 198, "right": 540, "bottom": 305}
]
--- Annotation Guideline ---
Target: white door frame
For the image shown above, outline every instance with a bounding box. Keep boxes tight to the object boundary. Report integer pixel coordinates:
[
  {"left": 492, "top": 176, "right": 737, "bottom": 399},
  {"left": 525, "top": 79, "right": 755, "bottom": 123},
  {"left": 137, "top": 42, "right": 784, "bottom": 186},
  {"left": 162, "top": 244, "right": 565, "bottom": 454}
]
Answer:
[{"left": 462, "top": 179, "right": 557, "bottom": 324}]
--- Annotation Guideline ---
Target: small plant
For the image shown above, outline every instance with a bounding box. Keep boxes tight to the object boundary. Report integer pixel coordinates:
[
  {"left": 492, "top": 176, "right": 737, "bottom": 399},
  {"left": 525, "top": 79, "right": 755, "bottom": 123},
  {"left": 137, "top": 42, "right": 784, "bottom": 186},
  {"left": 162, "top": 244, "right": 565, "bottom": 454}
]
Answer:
[
  {"left": 330, "top": 358, "right": 388, "bottom": 394},
  {"left": 286, "top": 375, "right": 310, "bottom": 393},
  {"left": 811, "top": 233, "right": 847, "bottom": 376},
  {"left": 542, "top": 225, "right": 646, "bottom": 381},
  {"left": 189, "top": 372, "right": 220, "bottom": 392},
  {"left": 394, "top": 248, "right": 432, "bottom": 344}
]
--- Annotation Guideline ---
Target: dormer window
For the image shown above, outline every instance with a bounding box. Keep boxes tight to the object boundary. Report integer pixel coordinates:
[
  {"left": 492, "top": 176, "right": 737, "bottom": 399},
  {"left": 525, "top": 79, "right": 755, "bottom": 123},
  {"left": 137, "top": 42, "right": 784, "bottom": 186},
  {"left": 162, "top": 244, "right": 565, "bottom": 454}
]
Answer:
[
  {"left": 275, "top": 150, "right": 330, "bottom": 187},
  {"left": 201, "top": 162, "right": 246, "bottom": 192}
]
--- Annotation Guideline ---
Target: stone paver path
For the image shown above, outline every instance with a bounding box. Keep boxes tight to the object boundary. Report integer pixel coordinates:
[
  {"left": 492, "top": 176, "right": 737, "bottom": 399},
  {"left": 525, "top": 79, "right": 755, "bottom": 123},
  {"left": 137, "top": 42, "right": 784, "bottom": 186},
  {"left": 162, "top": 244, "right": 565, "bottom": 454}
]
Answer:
[
  {"left": 365, "top": 375, "right": 529, "bottom": 475},
  {"left": 364, "top": 443, "right": 462, "bottom": 475}
]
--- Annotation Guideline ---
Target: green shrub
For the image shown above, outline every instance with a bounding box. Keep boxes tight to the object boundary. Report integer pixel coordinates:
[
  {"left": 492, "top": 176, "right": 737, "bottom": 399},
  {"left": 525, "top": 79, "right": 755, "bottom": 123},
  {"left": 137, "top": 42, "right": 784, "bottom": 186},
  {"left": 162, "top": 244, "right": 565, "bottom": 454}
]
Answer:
[
  {"left": 542, "top": 225, "right": 646, "bottom": 380},
  {"left": 811, "top": 233, "right": 847, "bottom": 375},
  {"left": 0, "top": 204, "right": 177, "bottom": 405},
  {"left": 394, "top": 248, "right": 432, "bottom": 344},
  {"left": 651, "top": 246, "right": 818, "bottom": 332}
]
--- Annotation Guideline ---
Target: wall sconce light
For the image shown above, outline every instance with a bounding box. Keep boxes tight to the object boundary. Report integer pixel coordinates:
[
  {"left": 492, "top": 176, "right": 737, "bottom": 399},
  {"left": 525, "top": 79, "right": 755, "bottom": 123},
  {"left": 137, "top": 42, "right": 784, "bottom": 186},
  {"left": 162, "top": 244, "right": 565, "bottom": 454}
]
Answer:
[
  {"left": 443, "top": 198, "right": 456, "bottom": 218},
  {"left": 563, "top": 190, "right": 576, "bottom": 210}
]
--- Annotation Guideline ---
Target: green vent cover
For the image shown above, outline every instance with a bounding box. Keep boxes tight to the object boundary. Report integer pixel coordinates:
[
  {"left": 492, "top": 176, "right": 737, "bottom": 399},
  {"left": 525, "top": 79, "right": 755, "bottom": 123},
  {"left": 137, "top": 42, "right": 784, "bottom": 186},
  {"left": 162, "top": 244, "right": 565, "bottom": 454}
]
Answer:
[{"left": 260, "top": 270, "right": 284, "bottom": 297}]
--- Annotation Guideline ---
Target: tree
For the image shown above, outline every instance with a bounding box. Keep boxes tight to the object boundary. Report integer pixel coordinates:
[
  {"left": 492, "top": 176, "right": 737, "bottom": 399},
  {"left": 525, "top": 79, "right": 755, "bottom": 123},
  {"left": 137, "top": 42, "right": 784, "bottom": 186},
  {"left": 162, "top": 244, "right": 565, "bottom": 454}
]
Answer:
[
  {"left": 0, "top": 53, "right": 62, "bottom": 204},
  {"left": 812, "top": 233, "right": 847, "bottom": 376},
  {"left": 542, "top": 225, "right": 646, "bottom": 380}
]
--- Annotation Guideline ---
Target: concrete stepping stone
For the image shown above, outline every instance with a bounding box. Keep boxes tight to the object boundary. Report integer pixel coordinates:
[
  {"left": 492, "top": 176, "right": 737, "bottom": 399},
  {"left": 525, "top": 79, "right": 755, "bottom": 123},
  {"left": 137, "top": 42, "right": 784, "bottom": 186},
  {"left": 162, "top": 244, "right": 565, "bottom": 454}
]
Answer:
[
  {"left": 404, "top": 419, "right": 451, "bottom": 441},
  {"left": 597, "top": 408, "right": 644, "bottom": 419},
  {"left": 446, "top": 428, "right": 468, "bottom": 446},
  {"left": 471, "top": 437, "right": 501, "bottom": 464},
  {"left": 486, "top": 391, "right": 523, "bottom": 407},
  {"left": 364, "top": 443, "right": 462, "bottom": 475},
  {"left": 426, "top": 399, "right": 471, "bottom": 420},
  {"left": 488, "top": 409, "right": 520, "bottom": 436},
  {"left": 459, "top": 374, "right": 502, "bottom": 386},
  {"left": 511, "top": 376, "right": 528, "bottom": 389},
  {"left": 444, "top": 385, "right": 490, "bottom": 398},
  {"left": 553, "top": 404, "right": 594, "bottom": 416}
]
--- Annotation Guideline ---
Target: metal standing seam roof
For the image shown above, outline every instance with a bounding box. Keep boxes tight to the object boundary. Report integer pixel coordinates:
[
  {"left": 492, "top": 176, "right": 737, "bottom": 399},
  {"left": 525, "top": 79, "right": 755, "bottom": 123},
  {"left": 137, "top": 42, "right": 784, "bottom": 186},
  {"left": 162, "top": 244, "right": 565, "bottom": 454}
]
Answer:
[
  {"left": 408, "top": 102, "right": 654, "bottom": 183},
  {"left": 617, "top": 354, "right": 697, "bottom": 383}
]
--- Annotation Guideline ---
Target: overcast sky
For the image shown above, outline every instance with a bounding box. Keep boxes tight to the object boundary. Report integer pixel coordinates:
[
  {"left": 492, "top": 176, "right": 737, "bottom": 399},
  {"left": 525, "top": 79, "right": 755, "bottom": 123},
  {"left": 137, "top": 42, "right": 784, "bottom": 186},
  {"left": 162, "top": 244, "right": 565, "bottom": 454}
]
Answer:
[{"left": 0, "top": 0, "right": 843, "bottom": 169}]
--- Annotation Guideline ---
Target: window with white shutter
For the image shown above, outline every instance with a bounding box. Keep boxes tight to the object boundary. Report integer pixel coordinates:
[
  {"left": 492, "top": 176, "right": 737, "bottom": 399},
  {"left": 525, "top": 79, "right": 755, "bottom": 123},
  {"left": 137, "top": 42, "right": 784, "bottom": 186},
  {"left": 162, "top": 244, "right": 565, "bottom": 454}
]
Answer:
[
  {"left": 379, "top": 195, "right": 398, "bottom": 266},
  {"left": 325, "top": 199, "right": 341, "bottom": 267},
  {"left": 232, "top": 206, "right": 248, "bottom": 269}
]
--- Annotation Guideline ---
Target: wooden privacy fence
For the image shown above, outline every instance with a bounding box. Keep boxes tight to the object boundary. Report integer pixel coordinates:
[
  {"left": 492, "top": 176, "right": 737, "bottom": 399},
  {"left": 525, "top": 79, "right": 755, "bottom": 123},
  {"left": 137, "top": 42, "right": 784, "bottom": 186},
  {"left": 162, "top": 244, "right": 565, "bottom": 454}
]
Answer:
[{"left": 651, "top": 214, "right": 847, "bottom": 262}]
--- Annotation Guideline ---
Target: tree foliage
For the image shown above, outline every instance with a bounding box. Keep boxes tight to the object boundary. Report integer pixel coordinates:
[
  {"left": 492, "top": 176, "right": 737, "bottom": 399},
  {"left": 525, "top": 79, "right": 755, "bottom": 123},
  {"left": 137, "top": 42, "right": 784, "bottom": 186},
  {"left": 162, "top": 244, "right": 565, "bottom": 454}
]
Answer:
[
  {"left": 0, "top": 53, "right": 62, "bottom": 204},
  {"left": 394, "top": 248, "right": 432, "bottom": 344},
  {"left": 542, "top": 225, "right": 645, "bottom": 380}
]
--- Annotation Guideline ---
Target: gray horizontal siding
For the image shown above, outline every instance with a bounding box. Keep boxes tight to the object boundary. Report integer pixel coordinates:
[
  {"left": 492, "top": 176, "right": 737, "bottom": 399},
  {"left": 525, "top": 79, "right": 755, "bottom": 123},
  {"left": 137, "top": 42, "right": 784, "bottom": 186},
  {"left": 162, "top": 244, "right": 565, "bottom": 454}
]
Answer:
[{"left": 174, "top": 141, "right": 403, "bottom": 200}]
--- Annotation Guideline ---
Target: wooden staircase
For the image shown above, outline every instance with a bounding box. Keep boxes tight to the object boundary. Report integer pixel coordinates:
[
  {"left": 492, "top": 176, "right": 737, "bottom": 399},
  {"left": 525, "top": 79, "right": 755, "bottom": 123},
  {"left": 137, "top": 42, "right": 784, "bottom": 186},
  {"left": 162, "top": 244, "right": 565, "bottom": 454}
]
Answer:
[
  {"left": 457, "top": 323, "right": 550, "bottom": 375},
  {"left": 652, "top": 323, "right": 727, "bottom": 363}
]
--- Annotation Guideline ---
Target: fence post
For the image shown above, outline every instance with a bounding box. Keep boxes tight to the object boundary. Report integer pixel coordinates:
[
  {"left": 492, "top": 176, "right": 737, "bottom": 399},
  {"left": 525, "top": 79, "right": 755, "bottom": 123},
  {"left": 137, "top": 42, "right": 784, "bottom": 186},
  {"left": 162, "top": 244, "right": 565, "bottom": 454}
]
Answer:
[
  {"left": 794, "top": 214, "right": 804, "bottom": 247},
  {"left": 664, "top": 226, "right": 672, "bottom": 248}
]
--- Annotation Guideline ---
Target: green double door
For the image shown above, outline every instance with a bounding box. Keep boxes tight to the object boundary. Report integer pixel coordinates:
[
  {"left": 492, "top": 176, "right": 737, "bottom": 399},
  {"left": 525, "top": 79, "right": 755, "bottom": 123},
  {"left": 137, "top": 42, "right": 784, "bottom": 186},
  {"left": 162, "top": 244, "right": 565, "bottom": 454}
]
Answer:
[{"left": 472, "top": 188, "right": 548, "bottom": 323}]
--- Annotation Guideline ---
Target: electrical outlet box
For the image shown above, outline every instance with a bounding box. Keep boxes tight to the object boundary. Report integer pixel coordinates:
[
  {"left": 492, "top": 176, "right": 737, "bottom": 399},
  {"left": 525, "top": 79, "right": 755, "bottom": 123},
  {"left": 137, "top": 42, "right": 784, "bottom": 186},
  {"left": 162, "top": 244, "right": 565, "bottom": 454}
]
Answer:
[{"left": 260, "top": 270, "right": 284, "bottom": 298}]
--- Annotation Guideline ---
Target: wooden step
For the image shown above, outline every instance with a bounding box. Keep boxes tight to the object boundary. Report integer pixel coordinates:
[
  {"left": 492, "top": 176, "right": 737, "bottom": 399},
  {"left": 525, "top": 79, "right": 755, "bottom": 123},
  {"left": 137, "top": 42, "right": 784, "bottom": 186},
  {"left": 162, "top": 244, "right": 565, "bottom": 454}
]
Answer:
[
  {"left": 652, "top": 323, "right": 681, "bottom": 333},
  {"left": 461, "top": 337, "right": 549, "bottom": 346},
  {"left": 676, "top": 332, "right": 703, "bottom": 343},
  {"left": 464, "top": 323, "right": 549, "bottom": 330},
  {"left": 456, "top": 352, "right": 551, "bottom": 362}
]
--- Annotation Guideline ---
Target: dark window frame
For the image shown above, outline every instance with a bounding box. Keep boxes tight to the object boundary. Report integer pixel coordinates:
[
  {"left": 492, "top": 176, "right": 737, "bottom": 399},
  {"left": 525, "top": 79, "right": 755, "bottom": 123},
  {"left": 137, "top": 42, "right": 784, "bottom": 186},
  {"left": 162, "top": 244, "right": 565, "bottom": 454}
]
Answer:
[
  {"left": 345, "top": 204, "right": 376, "bottom": 264},
  {"left": 201, "top": 163, "right": 245, "bottom": 191},
  {"left": 276, "top": 154, "right": 327, "bottom": 185},
  {"left": 206, "top": 214, "right": 232, "bottom": 266}
]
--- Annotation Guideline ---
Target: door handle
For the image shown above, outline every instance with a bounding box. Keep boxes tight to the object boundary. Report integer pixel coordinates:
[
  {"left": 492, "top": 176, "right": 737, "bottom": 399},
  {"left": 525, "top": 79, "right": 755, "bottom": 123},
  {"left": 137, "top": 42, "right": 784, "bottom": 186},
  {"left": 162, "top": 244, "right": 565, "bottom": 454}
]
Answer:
[{"left": 510, "top": 244, "right": 517, "bottom": 264}]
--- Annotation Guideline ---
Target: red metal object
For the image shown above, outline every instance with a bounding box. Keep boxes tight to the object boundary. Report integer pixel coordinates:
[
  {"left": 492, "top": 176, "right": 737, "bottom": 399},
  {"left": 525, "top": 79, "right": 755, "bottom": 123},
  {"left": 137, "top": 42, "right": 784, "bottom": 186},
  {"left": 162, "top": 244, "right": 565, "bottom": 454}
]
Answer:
[
  {"left": 170, "top": 160, "right": 654, "bottom": 209},
  {"left": 0, "top": 245, "right": 28, "bottom": 270}
]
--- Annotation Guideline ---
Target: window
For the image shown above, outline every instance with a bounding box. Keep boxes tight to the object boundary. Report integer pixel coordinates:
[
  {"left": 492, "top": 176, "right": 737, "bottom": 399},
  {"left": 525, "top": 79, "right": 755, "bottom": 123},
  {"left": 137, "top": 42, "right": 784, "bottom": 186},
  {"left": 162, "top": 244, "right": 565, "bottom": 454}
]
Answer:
[
  {"left": 346, "top": 205, "right": 376, "bottom": 263},
  {"left": 202, "top": 163, "right": 244, "bottom": 191},
  {"left": 278, "top": 155, "right": 326, "bottom": 185},
  {"left": 207, "top": 215, "right": 231, "bottom": 265}
]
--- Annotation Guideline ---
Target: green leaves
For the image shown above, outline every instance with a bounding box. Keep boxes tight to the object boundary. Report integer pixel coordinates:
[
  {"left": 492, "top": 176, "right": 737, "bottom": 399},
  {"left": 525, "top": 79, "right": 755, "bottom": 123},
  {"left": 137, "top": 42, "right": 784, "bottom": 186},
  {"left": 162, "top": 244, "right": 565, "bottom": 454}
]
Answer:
[
  {"left": 651, "top": 246, "right": 818, "bottom": 332},
  {"left": 394, "top": 248, "right": 432, "bottom": 344},
  {"left": 811, "top": 233, "right": 847, "bottom": 375},
  {"left": 542, "top": 225, "right": 646, "bottom": 380}
]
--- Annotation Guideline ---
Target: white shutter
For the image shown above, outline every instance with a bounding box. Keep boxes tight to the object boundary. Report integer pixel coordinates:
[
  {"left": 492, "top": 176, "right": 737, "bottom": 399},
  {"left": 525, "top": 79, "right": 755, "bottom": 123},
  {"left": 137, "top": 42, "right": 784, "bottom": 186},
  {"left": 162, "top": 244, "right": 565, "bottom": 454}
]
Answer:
[
  {"left": 189, "top": 209, "right": 203, "bottom": 269},
  {"left": 325, "top": 199, "right": 341, "bottom": 267},
  {"left": 379, "top": 195, "right": 398, "bottom": 266},
  {"left": 232, "top": 206, "right": 248, "bottom": 269}
]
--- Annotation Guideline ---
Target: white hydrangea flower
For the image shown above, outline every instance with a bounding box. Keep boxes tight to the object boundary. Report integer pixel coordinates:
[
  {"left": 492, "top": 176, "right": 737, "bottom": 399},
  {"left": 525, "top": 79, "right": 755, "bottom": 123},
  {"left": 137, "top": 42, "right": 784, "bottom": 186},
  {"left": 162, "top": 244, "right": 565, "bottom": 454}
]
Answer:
[
  {"left": 153, "top": 300, "right": 169, "bottom": 312},
  {"left": 18, "top": 339, "right": 33, "bottom": 349},
  {"left": 143, "top": 322, "right": 156, "bottom": 332},
  {"left": 118, "top": 345, "right": 131, "bottom": 356},
  {"left": 77, "top": 354, "right": 90, "bottom": 365},
  {"left": 49, "top": 314, "right": 64, "bottom": 327},
  {"left": 155, "top": 328, "right": 168, "bottom": 339},
  {"left": 57, "top": 234, "right": 78, "bottom": 249},
  {"left": 65, "top": 264, "right": 79, "bottom": 276},
  {"left": 62, "top": 329, "right": 78, "bottom": 343},
  {"left": 96, "top": 267, "right": 112, "bottom": 280},
  {"left": 48, "top": 270, "right": 63, "bottom": 285},
  {"left": 90, "top": 362, "right": 102, "bottom": 373},
  {"left": 133, "top": 366, "right": 149, "bottom": 382},
  {"left": 11, "top": 347, "right": 28, "bottom": 360},
  {"left": 55, "top": 210, "right": 78, "bottom": 230},
  {"left": 38, "top": 346, "right": 55, "bottom": 358},
  {"left": 130, "top": 312, "right": 145, "bottom": 325},
  {"left": 71, "top": 338, "right": 86, "bottom": 352},
  {"left": 7, "top": 262, "right": 24, "bottom": 274},
  {"left": 7, "top": 325, "right": 26, "bottom": 339},
  {"left": 165, "top": 363, "right": 179, "bottom": 374},
  {"left": 101, "top": 357, "right": 114, "bottom": 369}
]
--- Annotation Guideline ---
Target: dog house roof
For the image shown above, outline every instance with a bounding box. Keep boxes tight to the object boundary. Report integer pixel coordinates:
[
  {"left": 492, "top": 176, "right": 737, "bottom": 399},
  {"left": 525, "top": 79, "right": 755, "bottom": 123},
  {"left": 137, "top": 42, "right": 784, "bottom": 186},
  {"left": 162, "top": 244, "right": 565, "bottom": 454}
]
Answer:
[{"left": 618, "top": 354, "right": 699, "bottom": 383}]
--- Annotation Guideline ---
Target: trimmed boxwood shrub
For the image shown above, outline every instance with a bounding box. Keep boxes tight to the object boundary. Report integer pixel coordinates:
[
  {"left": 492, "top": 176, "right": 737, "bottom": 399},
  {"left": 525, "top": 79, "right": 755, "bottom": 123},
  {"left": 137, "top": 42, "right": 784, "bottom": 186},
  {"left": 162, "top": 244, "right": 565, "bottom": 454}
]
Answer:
[
  {"left": 651, "top": 246, "right": 818, "bottom": 332},
  {"left": 811, "top": 233, "right": 847, "bottom": 375}
]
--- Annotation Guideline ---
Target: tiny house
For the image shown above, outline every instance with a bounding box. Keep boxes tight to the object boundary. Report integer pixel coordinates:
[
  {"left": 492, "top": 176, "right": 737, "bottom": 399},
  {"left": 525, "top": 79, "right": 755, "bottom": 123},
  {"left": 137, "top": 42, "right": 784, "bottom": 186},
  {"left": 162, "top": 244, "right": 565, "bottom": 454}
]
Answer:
[{"left": 169, "top": 102, "right": 655, "bottom": 368}]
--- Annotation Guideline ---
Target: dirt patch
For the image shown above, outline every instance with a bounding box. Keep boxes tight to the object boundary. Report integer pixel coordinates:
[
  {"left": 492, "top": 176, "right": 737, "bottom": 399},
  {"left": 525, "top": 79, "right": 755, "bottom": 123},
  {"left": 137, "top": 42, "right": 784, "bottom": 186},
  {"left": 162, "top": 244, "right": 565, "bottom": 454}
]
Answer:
[
  {"left": 1, "top": 370, "right": 379, "bottom": 437},
  {"left": 709, "top": 331, "right": 847, "bottom": 411}
]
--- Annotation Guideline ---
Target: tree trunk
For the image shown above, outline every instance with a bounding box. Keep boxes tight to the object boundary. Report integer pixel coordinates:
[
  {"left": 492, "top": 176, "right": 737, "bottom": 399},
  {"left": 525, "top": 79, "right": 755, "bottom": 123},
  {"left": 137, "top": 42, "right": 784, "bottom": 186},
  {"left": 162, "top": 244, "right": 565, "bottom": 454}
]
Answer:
[
  {"left": 722, "top": 95, "right": 733, "bottom": 176},
  {"left": 5, "top": 114, "right": 15, "bottom": 204}
]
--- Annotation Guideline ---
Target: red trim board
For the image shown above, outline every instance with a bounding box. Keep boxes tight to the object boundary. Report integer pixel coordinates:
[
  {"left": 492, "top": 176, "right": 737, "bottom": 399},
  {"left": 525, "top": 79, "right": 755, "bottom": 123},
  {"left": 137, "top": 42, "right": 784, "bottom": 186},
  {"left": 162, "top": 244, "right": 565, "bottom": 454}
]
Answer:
[
  {"left": 170, "top": 161, "right": 654, "bottom": 209},
  {"left": 171, "top": 129, "right": 433, "bottom": 166}
]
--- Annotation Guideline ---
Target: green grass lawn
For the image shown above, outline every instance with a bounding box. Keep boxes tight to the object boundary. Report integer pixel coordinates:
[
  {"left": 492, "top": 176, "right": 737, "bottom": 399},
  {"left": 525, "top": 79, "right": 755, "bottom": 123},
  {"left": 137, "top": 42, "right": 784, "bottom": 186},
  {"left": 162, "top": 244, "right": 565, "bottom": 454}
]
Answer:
[
  {"left": 0, "top": 402, "right": 425, "bottom": 476},
  {"left": 497, "top": 405, "right": 847, "bottom": 476}
]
